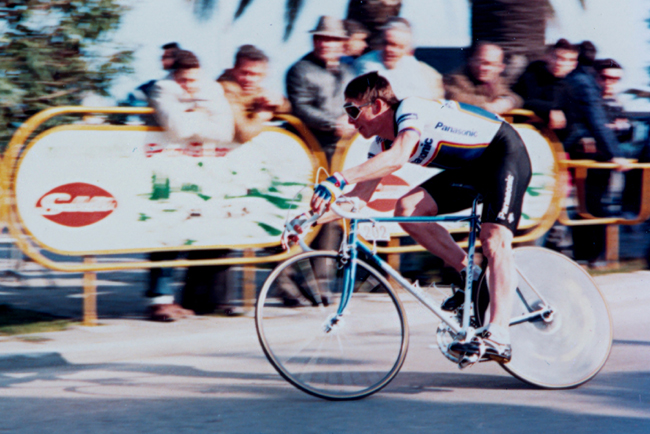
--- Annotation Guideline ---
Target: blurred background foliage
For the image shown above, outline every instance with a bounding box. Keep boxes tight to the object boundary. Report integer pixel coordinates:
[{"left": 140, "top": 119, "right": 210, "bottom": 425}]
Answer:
[{"left": 0, "top": 0, "right": 133, "bottom": 150}]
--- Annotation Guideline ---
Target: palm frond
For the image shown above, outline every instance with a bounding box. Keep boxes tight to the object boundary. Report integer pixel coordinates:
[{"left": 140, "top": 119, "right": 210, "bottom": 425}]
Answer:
[
  {"left": 283, "top": 0, "right": 305, "bottom": 41},
  {"left": 193, "top": 0, "right": 216, "bottom": 20},
  {"left": 234, "top": 0, "right": 255, "bottom": 19}
]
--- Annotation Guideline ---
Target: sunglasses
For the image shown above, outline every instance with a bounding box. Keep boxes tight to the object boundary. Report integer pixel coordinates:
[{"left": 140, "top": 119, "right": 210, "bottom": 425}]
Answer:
[{"left": 344, "top": 101, "right": 372, "bottom": 120}]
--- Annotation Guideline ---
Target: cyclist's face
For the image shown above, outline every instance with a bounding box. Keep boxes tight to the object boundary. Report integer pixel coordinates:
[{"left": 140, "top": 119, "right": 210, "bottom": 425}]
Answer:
[{"left": 345, "top": 98, "right": 377, "bottom": 138}]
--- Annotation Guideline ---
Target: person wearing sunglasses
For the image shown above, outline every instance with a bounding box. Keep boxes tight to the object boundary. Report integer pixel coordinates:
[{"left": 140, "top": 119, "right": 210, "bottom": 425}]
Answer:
[{"left": 303, "top": 71, "right": 532, "bottom": 364}]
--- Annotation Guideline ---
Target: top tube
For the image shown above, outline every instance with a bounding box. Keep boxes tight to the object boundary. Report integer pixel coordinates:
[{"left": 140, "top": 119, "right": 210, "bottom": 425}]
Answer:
[{"left": 329, "top": 197, "right": 481, "bottom": 224}]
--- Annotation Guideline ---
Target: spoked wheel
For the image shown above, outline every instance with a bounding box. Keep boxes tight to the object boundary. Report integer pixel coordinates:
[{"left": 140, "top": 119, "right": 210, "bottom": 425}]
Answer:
[
  {"left": 256, "top": 251, "right": 409, "bottom": 400},
  {"left": 486, "top": 247, "right": 613, "bottom": 388}
]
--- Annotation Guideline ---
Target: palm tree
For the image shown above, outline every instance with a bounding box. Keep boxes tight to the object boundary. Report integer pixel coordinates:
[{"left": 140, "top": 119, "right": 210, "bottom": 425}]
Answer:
[
  {"left": 191, "top": 0, "right": 585, "bottom": 51},
  {"left": 471, "top": 0, "right": 585, "bottom": 62}
]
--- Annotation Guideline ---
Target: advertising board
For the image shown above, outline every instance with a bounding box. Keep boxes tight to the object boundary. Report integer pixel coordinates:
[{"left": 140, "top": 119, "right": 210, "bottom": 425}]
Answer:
[{"left": 16, "top": 126, "right": 317, "bottom": 254}]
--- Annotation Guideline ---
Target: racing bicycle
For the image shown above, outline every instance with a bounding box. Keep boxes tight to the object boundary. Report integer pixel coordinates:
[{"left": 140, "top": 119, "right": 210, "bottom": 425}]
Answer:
[{"left": 255, "top": 195, "right": 613, "bottom": 400}]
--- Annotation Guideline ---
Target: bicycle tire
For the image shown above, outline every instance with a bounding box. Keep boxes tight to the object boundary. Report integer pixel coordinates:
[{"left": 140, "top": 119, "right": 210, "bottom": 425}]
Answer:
[
  {"left": 256, "top": 251, "right": 409, "bottom": 400},
  {"left": 494, "top": 247, "right": 613, "bottom": 388}
]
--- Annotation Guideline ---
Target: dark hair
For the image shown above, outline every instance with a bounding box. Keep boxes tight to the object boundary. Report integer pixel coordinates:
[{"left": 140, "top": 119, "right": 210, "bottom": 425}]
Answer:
[
  {"left": 468, "top": 41, "right": 503, "bottom": 60},
  {"left": 162, "top": 42, "right": 180, "bottom": 50},
  {"left": 551, "top": 38, "right": 578, "bottom": 52},
  {"left": 345, "top": 72, "right": 400, "bottom": 106},
  {"left": 234, "top": 45, "right": 269, "bottom": 67},
  {"left": 344, "top": 19, "right": 369, "bottom": 37},
  {"left": 578, "top": 40, "right": 597, "bottom": 66},
  {"left": 594, "top": 58, "right": 623, "bottom": 72},
  {"left": 171, "top": 50, "right": 200, "bottom": 70}
]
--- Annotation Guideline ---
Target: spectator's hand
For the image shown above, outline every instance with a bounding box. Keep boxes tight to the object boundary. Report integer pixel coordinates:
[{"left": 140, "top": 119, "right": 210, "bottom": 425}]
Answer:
[
  {"left": 579, "top": 137, "right": 597, "bottom": 154},
  {"left": 548, "top": 110, "right": 567, "bottom": 130},
  {"left": 335, "top": 115, "right": 356, "bottom": 138},
  {"left": 484, "top": 97, "right": 514, "bottom": 115},
  {"left": 257, "top": 92, "right": 284, "bottom": 110},
  {"left": 253, "top": 109, "right": 274, "bottom": 123},
  {"left": 612, "top": 157, "right": 634, "bottom": 172},
  {"left": 613, "top": 118, "right": 632, "bottom": 131}
]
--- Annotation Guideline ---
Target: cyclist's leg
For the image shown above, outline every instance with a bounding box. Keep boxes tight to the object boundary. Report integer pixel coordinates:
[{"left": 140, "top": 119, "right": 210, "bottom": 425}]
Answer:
[
  {"left": 394, "top": 186, "right": 467, "bottom": 271},
  {"left": 395, "top": 170, "right": 478, "bottom": 271},
  {"left": 479, "top": 223, "right": 516, "bottom": 329}
]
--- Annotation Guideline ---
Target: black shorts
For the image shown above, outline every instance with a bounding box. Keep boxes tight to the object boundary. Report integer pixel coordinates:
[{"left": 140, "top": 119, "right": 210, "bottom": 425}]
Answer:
[{"left": 420, "top": 122, "right": 532, "bottom": 233}]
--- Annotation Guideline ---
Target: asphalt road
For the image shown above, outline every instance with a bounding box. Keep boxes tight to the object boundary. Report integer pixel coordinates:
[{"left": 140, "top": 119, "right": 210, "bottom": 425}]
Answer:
[{"left": 0, "top": 254, "right": 649, "bottom": 433}]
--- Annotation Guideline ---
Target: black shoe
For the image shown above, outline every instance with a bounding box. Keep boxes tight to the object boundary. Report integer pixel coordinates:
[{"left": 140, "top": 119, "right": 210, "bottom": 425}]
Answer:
[
  {"left": 441, "top": 289, "right": 465, "bottom": 311},
  {"left": 282, "top": 296, "right": 302, "bottom": 307}
]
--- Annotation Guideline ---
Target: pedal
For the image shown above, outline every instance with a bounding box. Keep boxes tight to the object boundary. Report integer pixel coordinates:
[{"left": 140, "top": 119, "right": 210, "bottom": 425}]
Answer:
[{"left": 458, "top": 353, "right": 480, "bottom": 369}]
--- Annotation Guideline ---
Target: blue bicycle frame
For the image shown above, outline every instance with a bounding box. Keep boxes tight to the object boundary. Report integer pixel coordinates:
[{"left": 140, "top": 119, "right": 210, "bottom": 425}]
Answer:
[{"left": 331, "top": 196, "right": 552, "bottom": 337}]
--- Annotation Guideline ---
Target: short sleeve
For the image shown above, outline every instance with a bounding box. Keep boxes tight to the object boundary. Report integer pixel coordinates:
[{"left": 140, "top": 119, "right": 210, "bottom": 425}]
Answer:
[
  {"left": 367, "top": 136, "right": 383, "bottom": 159},
  {"left": 395, "top": 98, "right": 425, "bottom": 137}
]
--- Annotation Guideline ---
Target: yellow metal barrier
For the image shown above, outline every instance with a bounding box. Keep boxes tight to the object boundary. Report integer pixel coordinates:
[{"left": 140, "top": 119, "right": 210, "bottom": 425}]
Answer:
[{"left": 558, "top": 159, "right": 650, "bottom": 226}]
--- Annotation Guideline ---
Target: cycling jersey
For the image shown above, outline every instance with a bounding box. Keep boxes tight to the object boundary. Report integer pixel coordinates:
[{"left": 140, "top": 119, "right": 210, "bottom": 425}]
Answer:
[{"left": 368, "top": 97, "right": 504, "bottom": 169}]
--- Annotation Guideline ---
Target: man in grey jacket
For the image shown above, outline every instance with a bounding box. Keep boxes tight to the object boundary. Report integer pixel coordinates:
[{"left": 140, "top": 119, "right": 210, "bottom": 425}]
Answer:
[
  {"left": 285, "top": 16, "right": 355, "bottom": 305},
  {"left": 286, "top": 15, "right": 355, "bottom": 164}
]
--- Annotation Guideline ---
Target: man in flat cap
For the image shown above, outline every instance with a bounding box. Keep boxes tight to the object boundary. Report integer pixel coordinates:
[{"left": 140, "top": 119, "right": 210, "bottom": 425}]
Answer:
[{"left": 286, "top": 15, "right": 356, "bottom": 164}]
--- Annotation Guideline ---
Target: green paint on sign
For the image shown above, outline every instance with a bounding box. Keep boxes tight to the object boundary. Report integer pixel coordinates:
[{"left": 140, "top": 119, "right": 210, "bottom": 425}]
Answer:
[
  {"left": 526, "top": 186, "right": 544, "bottom": 197},
  {"left": 184, "top": 239, "right": 197, "bottom": 245},
  {"left": 226, "top": 188, "right": 299, "bottom": 210},
  {"left": 257, "top": 222, "right": 282, "bottom": 236},
  {"left": 138, "top": 213, "right": 151, "bottom": 221}
]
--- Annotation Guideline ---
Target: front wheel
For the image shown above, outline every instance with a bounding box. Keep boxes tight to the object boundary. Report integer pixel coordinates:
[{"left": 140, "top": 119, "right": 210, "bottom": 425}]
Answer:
[
  {"left": 496, "top": 247, "right": 613, "bottom": 388},
  {"left": 256, "top": 251, "right": 409, "bottom": 400}
]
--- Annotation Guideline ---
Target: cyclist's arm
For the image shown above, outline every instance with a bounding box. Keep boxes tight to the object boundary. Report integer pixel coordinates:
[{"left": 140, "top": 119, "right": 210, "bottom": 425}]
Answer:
[
  {"left": 340, "top": 129, "right": 420, "bottom": 184},
  {"left": 316, "top": 178, "right": 382, "bottom": 224}
]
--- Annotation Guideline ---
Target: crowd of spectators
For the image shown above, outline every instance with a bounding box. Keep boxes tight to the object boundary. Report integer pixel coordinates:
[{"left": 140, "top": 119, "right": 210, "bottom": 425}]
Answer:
[{"left": 129, "top": 13, "right": 648, "bottom": 321}]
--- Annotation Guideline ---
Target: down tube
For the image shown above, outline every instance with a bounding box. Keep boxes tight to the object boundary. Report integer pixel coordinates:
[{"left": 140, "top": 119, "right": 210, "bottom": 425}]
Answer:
[
  {"left": 338, "top": 219, "right": 360, "bottom": 315},
  {"left": 356, "top": 239, "right": 462, "bottom": 334}
]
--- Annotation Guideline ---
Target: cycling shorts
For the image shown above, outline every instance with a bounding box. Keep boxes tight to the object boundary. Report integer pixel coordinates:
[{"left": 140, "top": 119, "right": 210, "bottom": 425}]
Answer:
[{"left": 420, "top": 122, "right": 532, "bottom": 233}]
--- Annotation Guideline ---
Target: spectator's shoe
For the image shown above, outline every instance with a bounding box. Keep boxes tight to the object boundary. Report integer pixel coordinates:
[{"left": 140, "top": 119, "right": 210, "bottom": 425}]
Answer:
[
  {"left": 217, "top": 305, "right": 245, "bottom": 316},
  {"left": 148, "top": 303, "right": 194, "bottom": 322},
  {"left": 282, "top": 296, "right": 303, "bottom": 307}
]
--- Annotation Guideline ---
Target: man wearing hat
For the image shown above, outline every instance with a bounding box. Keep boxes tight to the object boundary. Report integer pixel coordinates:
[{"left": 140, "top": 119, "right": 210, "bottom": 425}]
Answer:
[
  {"left": 285, "top": 16, "right": 355, "bottom": 303},
  {"left": 286, "top": 15, "right": 356, "bottom": 164}
]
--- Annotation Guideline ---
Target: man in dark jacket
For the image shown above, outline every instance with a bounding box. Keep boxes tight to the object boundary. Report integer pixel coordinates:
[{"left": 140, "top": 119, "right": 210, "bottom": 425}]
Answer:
[
  {"left": 512, "top": 38, "right": 578, "bottom": 140},
  {"left": 564, "top": 41, "right": 632, "bottom": 267},
  {"left": 286, "top": 15, "right": 356, "bottom": 164}
]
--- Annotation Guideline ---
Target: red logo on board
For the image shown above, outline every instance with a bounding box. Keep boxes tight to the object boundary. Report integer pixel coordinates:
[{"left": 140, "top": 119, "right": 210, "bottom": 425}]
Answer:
[{"left": 36, "top": 183, "right": 117, "bottom": 227}]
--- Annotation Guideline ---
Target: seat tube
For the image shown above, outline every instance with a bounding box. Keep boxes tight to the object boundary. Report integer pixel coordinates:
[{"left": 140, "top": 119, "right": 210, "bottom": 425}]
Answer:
[
  {"left": 338, "top": 219, "right": 359, "bottom": 315},
  {"left": 461, "top": 196, "right": 480, "bottom": 331}
]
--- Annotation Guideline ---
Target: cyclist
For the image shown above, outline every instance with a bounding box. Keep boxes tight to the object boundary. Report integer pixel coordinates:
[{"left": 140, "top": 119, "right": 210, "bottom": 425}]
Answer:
[{"left": 304, "top": 71, "right": 532, "bottom": 363}]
